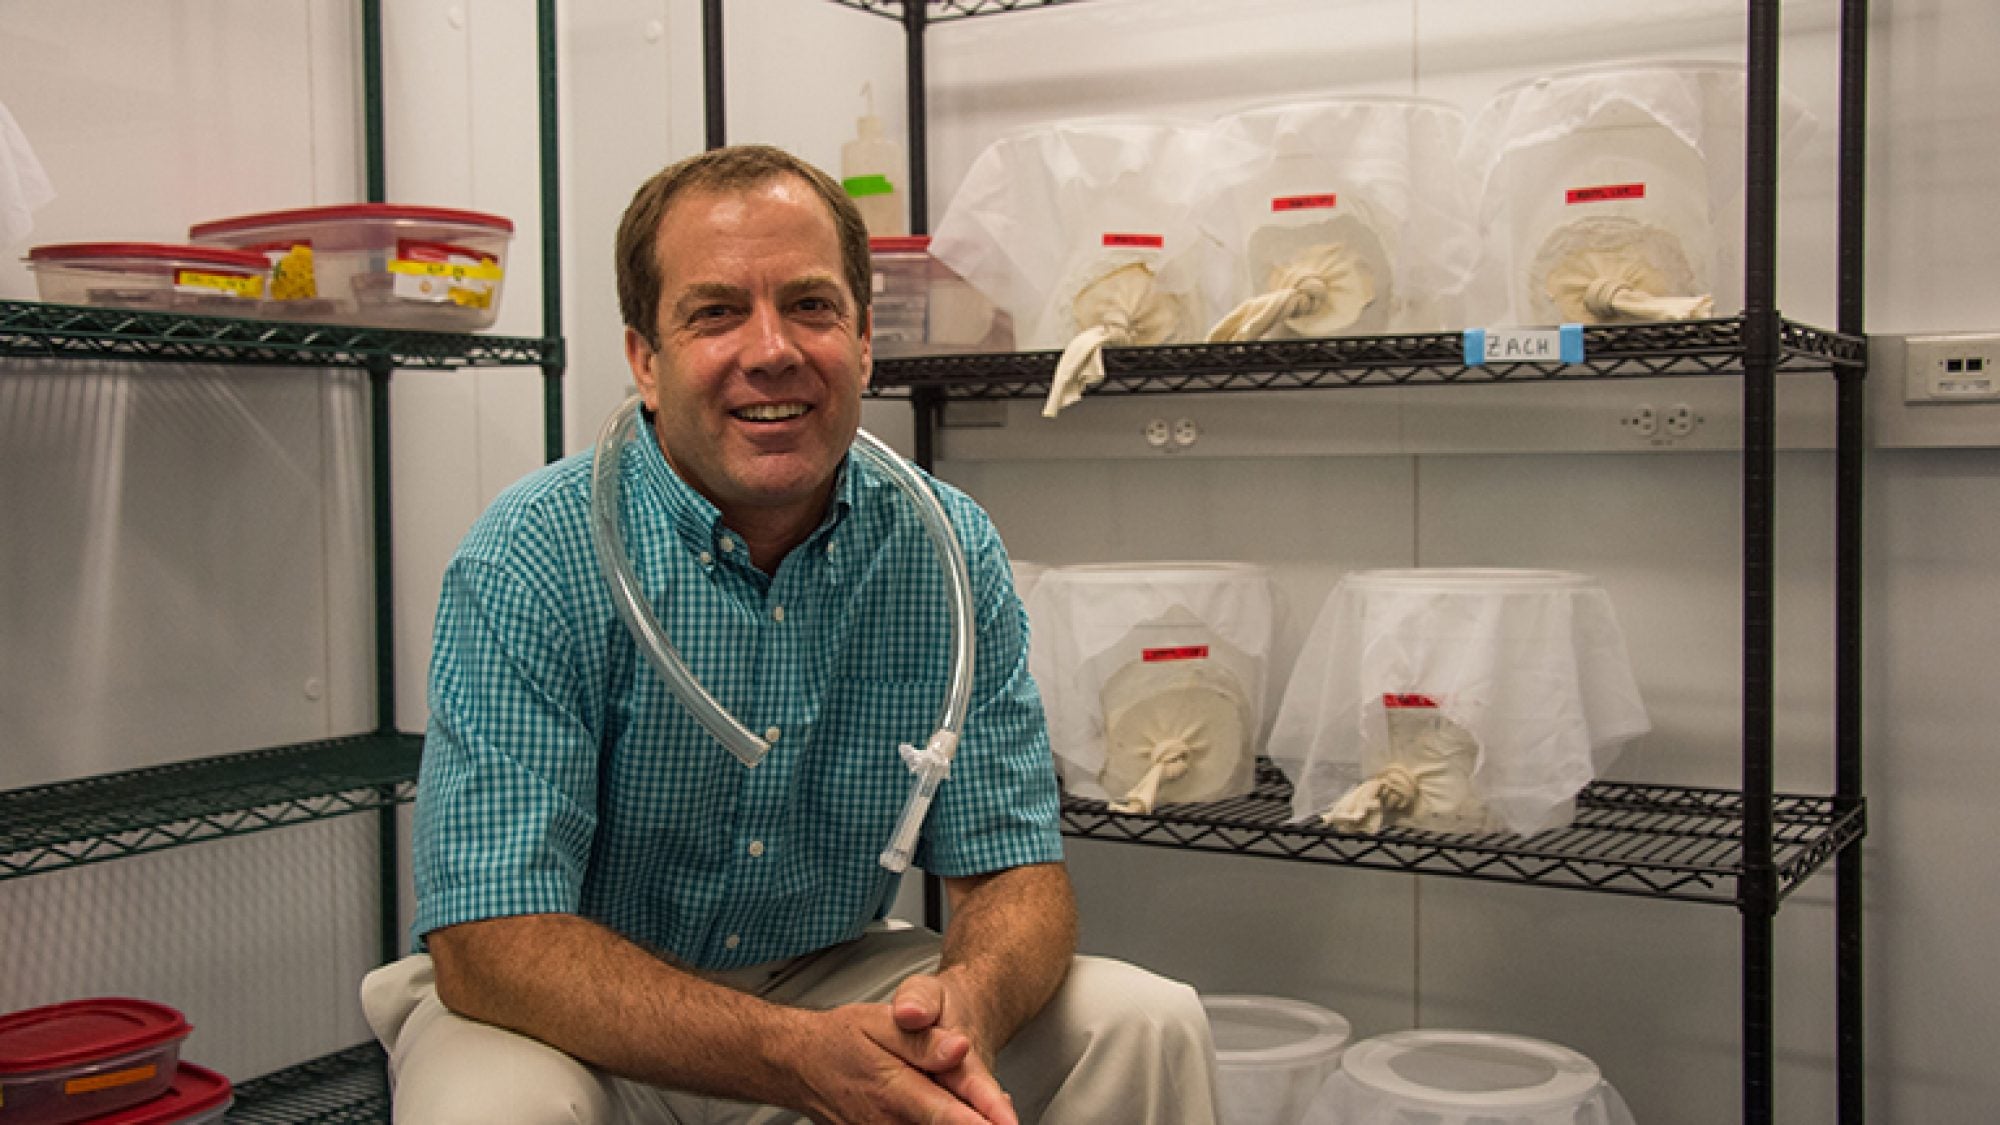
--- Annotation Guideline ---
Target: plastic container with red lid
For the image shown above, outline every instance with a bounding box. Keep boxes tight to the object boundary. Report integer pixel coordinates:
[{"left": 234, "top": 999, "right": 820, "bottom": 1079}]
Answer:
[
  {"left": 0, "top": 998, "right": 191, "bottom": 1125},
  {"left": 78, "top": 1064, "right": 232, "bottom": 1125},
  {"left": 24, "top": 243, "right": 271, "bottom": 314},
  {"left": 190, "top": 202, "right": 515, "bottom": 331},
  {"left": 868, "top": 235, "right": 1012, "bottom": 358}
]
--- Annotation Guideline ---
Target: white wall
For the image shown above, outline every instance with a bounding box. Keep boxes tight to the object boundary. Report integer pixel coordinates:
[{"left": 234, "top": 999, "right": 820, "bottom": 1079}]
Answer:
[{"left": 4, "top": 1, "right": 1997, "bottom": 1121}]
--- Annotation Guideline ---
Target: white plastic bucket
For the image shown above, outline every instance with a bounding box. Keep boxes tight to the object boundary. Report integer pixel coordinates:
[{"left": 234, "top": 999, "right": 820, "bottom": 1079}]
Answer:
[
  {"left": 1267, "top": 569, "right": 1648, "bottom": 836},
  {"left": 931, "top": 116, "right": 1234, "bottom": 350},
  {"left": 1463, "top": 61, "right": 1813, "bottom": 326},
  {"left": 1305, "top": 1029, "right": 1635, "bottom": 1125},
  {"left": 1197, "top": 96, "right": 1478, "bottom": 338},
  {"left": 1026, "top": 562, "right": 1275, "bottom": 808},
  {"left": 1204, "top": 995, "right": 1352, "bottom": 1125}
]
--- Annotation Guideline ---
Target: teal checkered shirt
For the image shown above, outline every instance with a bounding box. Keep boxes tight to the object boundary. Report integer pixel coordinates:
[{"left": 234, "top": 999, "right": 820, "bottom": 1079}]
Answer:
[{"left": 411, "top": 414, "right": 1063, "bottom": 969}]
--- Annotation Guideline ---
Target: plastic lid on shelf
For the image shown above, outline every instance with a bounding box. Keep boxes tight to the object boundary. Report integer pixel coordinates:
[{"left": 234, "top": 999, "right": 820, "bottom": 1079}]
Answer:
[
  {"left": 25, "top": 243, "right": 270, "bottom": 269},
  {"left": 190, "top": 202, "right": 515, "bottom": 237},
  {"left": 1204, "top": 994, "right": 1352, "bottom": 1068},
  {"left": 869, "top": 235, "right": 933, "bottom": 254},
  {"left": 86, "top": 1063, "right": 233, "bottom": 1124},
  {"left": 0, "top": 997, "right": 192, "bottom": 1074}
]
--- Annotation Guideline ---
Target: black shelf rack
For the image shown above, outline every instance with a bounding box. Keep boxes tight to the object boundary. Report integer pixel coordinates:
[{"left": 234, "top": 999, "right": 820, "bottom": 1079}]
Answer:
[
  {"left": 0, "top": 299, "right": 558, "bottom": 370},
  {"left": 869, "top": 316, "right": 1865, "bottom": 400},
  {"left": 737, "top": 1, "right": 1874, "bottom": 1122},
  {"left": 1, "top": 2, "right": 566, "bottom": 1120},
  {"left": 1063, "top": 760, "right": 1867, "bottom": 908},
  {"left": 0, "top": 734, "right": 422, "bottom": 881}
]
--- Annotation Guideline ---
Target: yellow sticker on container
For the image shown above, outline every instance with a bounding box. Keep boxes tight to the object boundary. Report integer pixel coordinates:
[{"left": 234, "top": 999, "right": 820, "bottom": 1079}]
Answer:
[
  {"left": 175, "top": 269, "right": 265, "bottom": 298},
  {"left": 388, "top": 258, "right": 504, "bottom": 282},
  {"left": 65, "top": 1063, "right": 156, "bottom": 1095},
  {"left": 448, "top": 286, "right": 495, "bottom": 310}
]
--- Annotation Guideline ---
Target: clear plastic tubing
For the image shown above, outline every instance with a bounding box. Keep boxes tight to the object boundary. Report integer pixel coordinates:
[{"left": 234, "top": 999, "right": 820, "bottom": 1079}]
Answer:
[{"left": 589, "top": 395, "right": 975, "bottom": 872}]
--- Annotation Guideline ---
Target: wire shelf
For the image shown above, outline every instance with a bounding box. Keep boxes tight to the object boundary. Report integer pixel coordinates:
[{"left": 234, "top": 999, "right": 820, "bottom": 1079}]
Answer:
[
  {"left": 228, "top": 1044, "right": 388, "bottom": 1125},
  {"left": 1, "top": 733, "right": 423, "bottom": 880},
  {"left": 825, "top": 0, "right": 1088, "bottom": 20},
  {"left": 868, "top": 317, "right": 1867, "bottom": 401},
  {"left": 1062, "top": 760, "right": 1866, "bottom": 906},
  {"left": 0, "top": 299, "right": 558, "bottom": 369}
]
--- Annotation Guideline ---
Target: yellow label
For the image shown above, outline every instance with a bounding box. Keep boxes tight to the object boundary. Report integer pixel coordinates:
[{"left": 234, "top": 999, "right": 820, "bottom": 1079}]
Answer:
[
  {"left": 65, "top": 1063, "right": 156, "bottom": 1094},
  {"left": 448, "top": 286, "right": 496, "bottom": 310},
  {"left": 388, "top": 257, "right": 503, "bottom": 282},
  {"left": 176, "top": 269, "right": 265, "bottom": 298}
]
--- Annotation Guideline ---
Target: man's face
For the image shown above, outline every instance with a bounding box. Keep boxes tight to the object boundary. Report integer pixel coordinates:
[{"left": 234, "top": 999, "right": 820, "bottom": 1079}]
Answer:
[{"left": 624, "top": 174, "right": 871, "bottom": 532}]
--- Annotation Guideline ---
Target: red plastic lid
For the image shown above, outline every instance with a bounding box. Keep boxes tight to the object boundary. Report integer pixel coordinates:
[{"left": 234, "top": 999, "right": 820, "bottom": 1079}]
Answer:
[
  {"left": 0, "top": 998, "right": 192, "bottom": 1075},
  {"left": 191, "top": 203, "right": 514, "bottom": 237},
  {"left": 85, "top": 1063, "right": 232, "bottom": 1124},
  {"left": 26, "top": 243, "right": 270, "bottom": 270},
  {"left": 869, "top": 235, "right": 932, "bottom": 253}
]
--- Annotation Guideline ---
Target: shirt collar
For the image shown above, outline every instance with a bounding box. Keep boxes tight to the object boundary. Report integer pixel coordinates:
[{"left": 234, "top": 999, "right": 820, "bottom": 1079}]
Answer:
[{"left": 632, "top": 409, "right": 869, "bottom": 561}]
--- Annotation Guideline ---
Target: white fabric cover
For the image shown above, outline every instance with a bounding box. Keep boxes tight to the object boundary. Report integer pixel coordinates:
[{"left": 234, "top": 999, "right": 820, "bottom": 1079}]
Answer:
[
  {"left": 0, "top": 99, "right": 55, "bottom": 248},
  {"left": 1462, "top": 61, "right": 1814, "bottom": 325},
  {"left": 932, "top": 117, "right": 1240, "bottom": 414},
  {"left": 1197, "top": 96, "right": 1477, "bottom": 340},
  {"left": 1027, "top": 563, "right": 1275, "bottom": 803},
  {"left": 1304, "top": 1029, "right": 1637, "bottom": 1125},
  {"left": 1268, "top": 570, "right": 1648, "bottom": 836}
]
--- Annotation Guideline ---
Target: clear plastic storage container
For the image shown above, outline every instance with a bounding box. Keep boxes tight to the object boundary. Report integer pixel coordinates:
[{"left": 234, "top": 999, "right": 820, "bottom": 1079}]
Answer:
[
  {"left": 1304, "top": 1029, "right": 1635, "bottom": 1125},
  {"left": 0, "top": 998, "right": 191, "bottom": 1125},
  {"left": 189, "top": 203, "right": 514, "bottom": 331},
  {"left": 24, "top": 243, "right": 270, "bottom": 314},
  {"left": 83, "top": 1064, "right": 232, "bottom": 1125},
  {"left": 868, "top": 236, "right": 1012, "bottom": 357},
  {"left": 1203, "top": 994, "right": 1351, "bottom": 1125}
]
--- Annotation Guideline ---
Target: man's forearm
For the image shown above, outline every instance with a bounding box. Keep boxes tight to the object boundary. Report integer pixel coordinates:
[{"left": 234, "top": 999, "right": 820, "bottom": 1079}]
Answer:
[
  {"left": 938, "top": 863, "right": 1080, "bottom": 1055},
  {"left": 427, "top": 912, "right": 809, "bottom": 1103}
]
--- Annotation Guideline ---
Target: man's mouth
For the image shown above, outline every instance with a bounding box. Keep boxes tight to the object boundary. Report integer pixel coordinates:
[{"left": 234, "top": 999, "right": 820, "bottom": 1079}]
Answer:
[{"left": 732, "top": 402, "right": 810, "bottom": 422}]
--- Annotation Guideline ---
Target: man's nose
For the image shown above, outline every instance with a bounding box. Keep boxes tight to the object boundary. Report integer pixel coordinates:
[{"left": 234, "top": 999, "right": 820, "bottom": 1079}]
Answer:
[{"left": 740, "top": 301, "right": 803, "bottom": 374}]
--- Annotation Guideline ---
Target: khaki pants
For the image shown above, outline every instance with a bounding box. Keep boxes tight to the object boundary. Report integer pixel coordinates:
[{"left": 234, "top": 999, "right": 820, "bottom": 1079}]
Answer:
[{"left": 361, "top": 924, "right": 1219, "bottom": 1124}]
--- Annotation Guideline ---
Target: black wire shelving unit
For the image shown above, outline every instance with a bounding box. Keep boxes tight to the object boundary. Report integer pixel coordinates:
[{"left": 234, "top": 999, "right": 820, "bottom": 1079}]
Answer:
[{"left": 2, "top": 2, "right": 565, "bottom": 1120}]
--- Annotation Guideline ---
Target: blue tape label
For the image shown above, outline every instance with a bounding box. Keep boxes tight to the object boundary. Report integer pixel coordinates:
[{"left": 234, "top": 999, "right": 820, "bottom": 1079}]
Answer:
[{"left": 1463, "top": 326, "right": 1586, "bottom": 365}]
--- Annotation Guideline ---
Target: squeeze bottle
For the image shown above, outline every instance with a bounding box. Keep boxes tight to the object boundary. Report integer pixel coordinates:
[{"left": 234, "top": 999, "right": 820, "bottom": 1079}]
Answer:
[{"left": 842, "top": 83, "right": 908, "bottom": 238}]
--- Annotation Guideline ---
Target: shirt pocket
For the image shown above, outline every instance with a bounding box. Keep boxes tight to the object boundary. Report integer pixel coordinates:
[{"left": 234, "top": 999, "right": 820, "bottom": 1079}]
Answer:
[{"left": 803, "top": 676, "right": 953, "bottom": 852}]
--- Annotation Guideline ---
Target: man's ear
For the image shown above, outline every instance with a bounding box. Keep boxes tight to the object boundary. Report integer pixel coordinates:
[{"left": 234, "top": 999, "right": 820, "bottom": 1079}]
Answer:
[
  {"left": 623, "top": 325, "right": 661, "bottom": 410},
  {"left": 857, "top": 307, "right": 873, "bottom": 390}
]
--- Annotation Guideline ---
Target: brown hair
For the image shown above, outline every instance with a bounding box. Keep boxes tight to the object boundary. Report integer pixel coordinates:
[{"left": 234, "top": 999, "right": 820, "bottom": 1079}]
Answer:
[{"left": 615, "top": 144, "right": 873, "bottom": 347}]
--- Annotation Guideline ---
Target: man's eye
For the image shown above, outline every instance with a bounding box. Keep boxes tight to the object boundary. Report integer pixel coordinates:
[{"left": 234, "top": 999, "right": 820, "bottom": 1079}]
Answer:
[
  {"left": 794, "top": 296, "right": 840, "bottom": 317},
  {"left": 690, "top": 304, "right": 736, "bottom": 323}
]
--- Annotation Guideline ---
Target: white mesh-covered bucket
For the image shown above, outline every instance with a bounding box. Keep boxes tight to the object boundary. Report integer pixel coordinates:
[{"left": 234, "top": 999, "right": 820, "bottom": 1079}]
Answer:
[
  {"left": 932, "top": 115, "right": 1225, "bottom": 350},
  {"left": 1204, "top": 995, "right": 1352, "bottom": 1125},
  {"left": 1026, "top": 562, "right": 1275, "bottom": 809},
  {"left": 1463, "top": 61, "right": 1813, "bottom": 326},
  {"left": 1197, "top": 96, "right": 1478, "bottom": 340},
  {"left": 1304, "top": 1030, "right": 1636, "bottom": 1125},
  {"left": 1267, "top": 569, "right": 1648, "bottom": 836}
]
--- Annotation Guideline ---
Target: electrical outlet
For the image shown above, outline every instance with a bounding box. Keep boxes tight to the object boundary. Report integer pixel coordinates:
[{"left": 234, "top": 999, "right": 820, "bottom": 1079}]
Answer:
[
  {"left": 1905, "top": 334, "right": 2000, "bottom": 403},
  {"left": 1172, "top": 417, "right": 1200, "bottom": 447},
  {"left": 1623, "top": 403, "right": 1658, "bottom": 437},
  {"left": 1664, "top": 403, "right": 1702, "bottom": 437},
  {"left": 1144, "top": 418, "right": 1171, "bottom": 447}
]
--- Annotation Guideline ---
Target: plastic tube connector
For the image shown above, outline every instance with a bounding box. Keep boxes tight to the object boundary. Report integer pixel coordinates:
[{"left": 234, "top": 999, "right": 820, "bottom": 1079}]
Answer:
[{"left": 880, "top": 730, "right": 959, "bottom": 873}]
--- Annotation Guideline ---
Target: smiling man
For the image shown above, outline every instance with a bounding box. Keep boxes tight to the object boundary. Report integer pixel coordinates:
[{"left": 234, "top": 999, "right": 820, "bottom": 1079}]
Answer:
[{"left": 359, "top": 146, "right": 1221, "bottom": 1125}]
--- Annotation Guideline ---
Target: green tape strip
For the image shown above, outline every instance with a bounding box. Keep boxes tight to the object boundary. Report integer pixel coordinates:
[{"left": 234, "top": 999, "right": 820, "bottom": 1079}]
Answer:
[{"left": 843, "top": 174, "right": 894, "bottom": 198}]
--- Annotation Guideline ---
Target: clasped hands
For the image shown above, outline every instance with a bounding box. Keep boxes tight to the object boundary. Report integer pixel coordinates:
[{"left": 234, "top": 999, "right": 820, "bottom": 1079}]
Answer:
[{"left": 788, "top": 970, "right": 1015, "bottom": 1125}]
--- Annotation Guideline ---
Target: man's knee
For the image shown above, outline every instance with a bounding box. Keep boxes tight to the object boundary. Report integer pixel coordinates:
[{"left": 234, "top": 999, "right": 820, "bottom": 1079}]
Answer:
[{"left": 1053, "top": 955, "right": 1211, "bottom": 1054}]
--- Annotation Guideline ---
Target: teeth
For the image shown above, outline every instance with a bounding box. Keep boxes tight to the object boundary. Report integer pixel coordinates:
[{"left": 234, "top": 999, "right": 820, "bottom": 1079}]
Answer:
[{"left": 735, "top": 402, "right": 809, "bottom": 422}]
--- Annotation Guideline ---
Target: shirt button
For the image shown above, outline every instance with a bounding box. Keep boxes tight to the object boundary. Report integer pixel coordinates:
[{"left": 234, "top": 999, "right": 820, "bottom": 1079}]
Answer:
[
  {"left": 724, "top": 934, "right": 741, "bottom": 950},
  {"left": 719, "top": 535, "right": 737, "bottom": 554},
  {"left": 825, "top": 541, "right": 838, "bottom": 556},
  {"left": 697, "top": 551, "right": 713, "bottom": 565},
  {"left": 771, "top": 605, "right": 786, "bottom": 623},
  {"left": 748, "top": 840, "right": 766, "bottom": 857},
  {"left": 764, "top": 726, "right": 781, "bottom": 743}
]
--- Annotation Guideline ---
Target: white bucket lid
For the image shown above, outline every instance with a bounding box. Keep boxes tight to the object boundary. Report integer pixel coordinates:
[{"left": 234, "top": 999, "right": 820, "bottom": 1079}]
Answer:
[
  {"left": 1339, "top": 1029, "right": 1603, "bottom": 1113},
  {"left": 1203, "top": 995, "right": 1352, "bottom": 1069}
]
